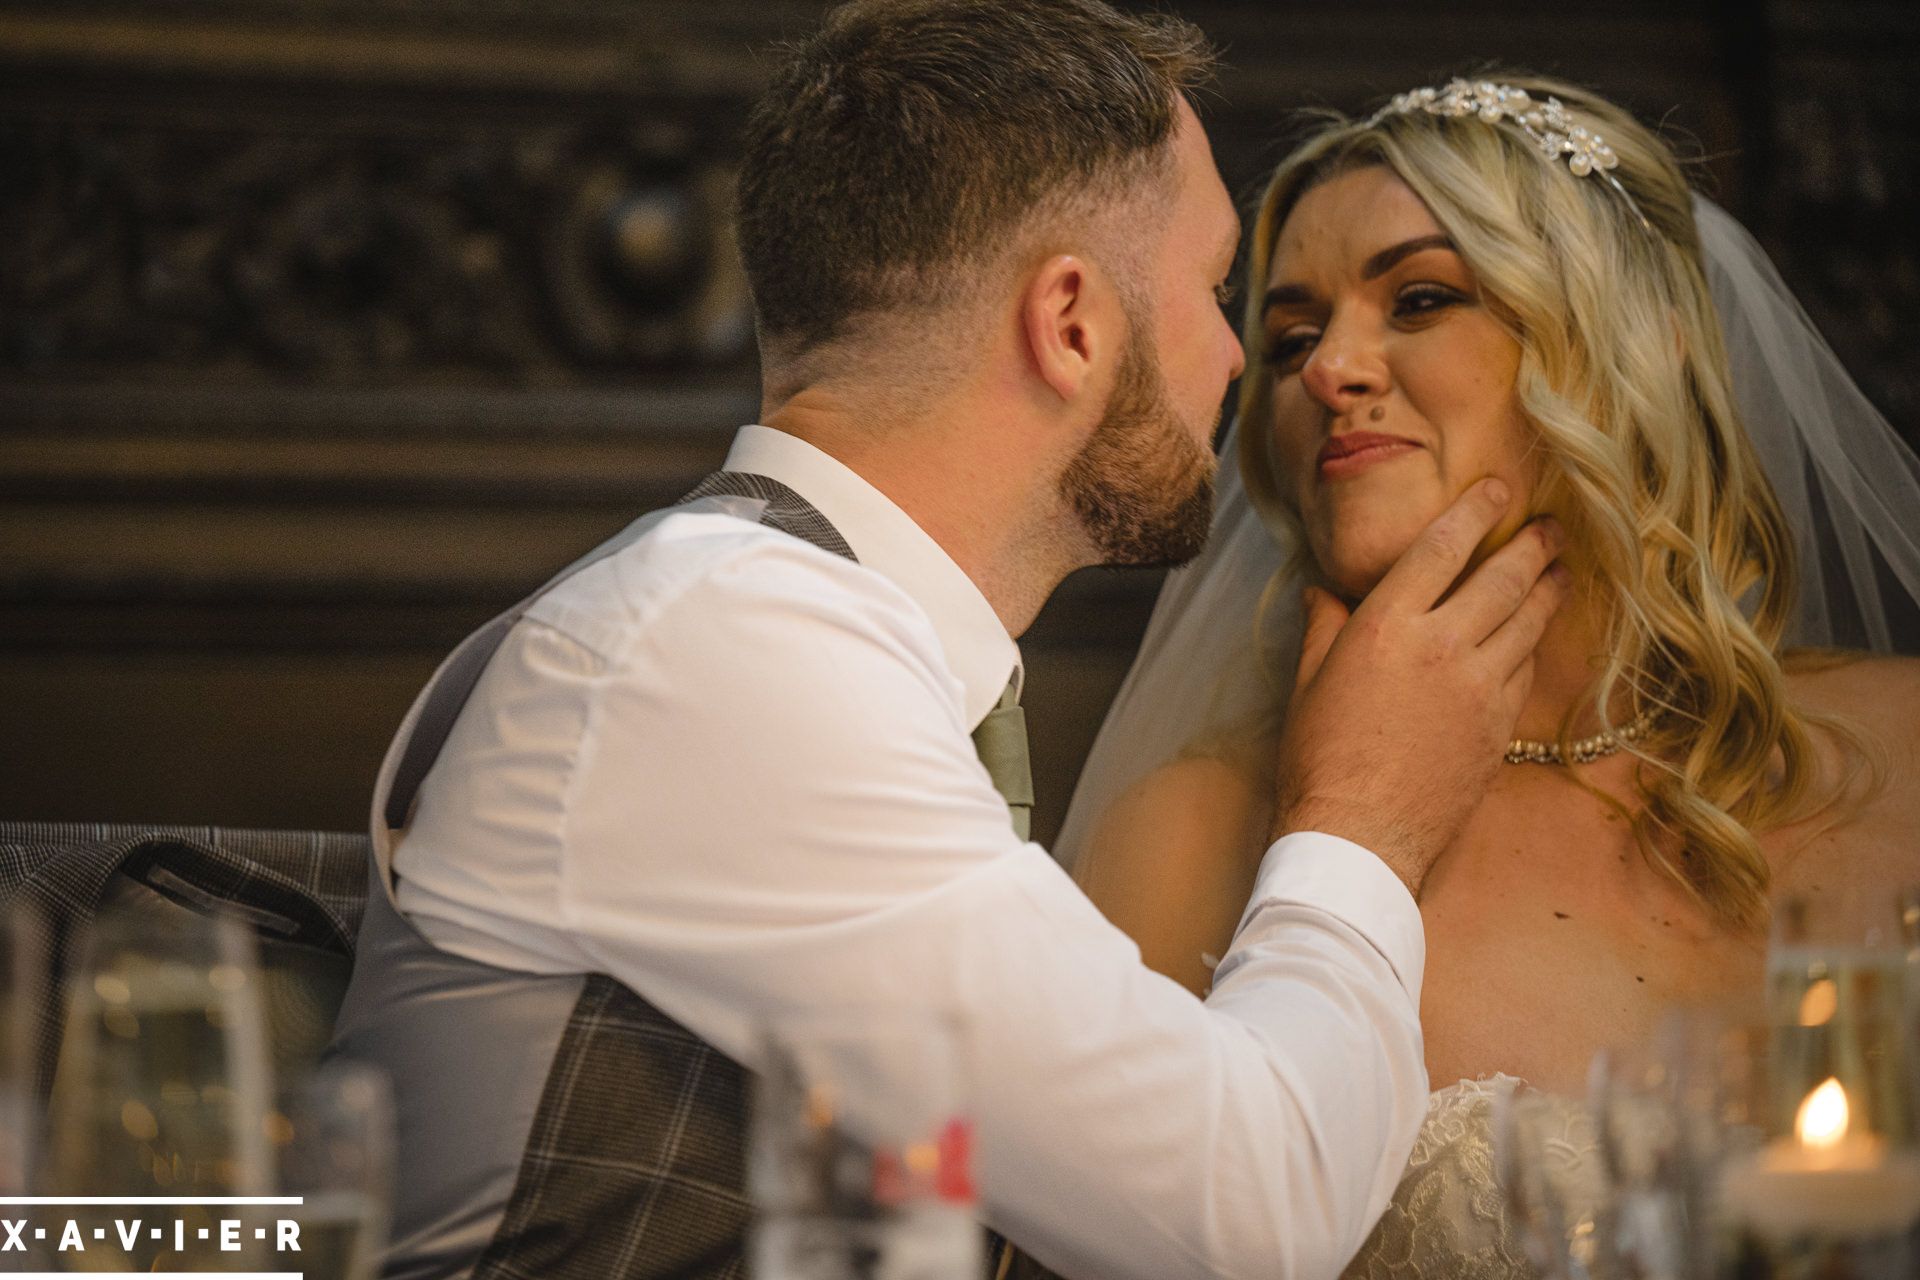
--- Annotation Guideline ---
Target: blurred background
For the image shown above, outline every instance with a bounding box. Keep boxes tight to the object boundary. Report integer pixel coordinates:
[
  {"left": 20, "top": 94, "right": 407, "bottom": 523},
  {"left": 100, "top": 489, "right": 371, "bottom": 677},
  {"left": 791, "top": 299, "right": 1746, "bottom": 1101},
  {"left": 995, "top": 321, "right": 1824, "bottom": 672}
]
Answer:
[{"left": 3, "top": 0, "right": 1914, "bottom": 847}]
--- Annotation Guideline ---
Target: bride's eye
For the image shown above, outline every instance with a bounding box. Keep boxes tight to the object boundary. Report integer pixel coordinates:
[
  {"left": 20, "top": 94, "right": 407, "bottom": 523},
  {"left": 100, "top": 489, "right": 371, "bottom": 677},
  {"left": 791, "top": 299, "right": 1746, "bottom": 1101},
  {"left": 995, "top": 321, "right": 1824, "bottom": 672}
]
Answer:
[
  {"left": 1393, "top": 284, "right": 1466, "bottom": 321},
  {"left": 1264, "top": 326, "right": 1319, "bottom": 373}
]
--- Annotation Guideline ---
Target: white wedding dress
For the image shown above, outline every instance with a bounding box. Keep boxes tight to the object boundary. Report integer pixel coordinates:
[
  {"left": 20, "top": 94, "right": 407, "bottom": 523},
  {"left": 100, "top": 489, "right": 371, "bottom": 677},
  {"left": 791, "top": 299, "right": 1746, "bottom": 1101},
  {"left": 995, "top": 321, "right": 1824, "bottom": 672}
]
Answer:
[{"left": 1338, "top": 1077, "right": 1600, "bottom": 1280}]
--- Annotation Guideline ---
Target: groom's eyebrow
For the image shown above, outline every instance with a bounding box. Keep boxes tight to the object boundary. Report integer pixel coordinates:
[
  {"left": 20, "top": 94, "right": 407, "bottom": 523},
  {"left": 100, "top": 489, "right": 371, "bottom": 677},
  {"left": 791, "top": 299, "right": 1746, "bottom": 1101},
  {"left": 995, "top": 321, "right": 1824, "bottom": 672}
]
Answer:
[{"left": 1218, "top": 219, "right": 1242, "bottom": 274}]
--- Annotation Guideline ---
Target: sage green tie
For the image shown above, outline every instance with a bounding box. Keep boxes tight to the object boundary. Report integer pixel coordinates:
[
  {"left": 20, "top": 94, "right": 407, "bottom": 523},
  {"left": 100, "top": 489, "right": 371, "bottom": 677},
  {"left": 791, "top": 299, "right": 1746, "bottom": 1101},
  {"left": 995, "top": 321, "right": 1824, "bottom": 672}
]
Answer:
[{"left": 970, "top": 676, "right": 1033, "bottom": 841}]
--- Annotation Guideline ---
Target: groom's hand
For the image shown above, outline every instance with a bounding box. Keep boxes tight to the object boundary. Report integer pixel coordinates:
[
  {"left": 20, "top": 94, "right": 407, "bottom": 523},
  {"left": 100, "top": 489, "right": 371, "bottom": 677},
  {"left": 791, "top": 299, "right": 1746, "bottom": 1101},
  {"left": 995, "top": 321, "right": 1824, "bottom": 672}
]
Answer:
[{"left": 1269, "top": 479, "right": 1568, "bottom": 896}]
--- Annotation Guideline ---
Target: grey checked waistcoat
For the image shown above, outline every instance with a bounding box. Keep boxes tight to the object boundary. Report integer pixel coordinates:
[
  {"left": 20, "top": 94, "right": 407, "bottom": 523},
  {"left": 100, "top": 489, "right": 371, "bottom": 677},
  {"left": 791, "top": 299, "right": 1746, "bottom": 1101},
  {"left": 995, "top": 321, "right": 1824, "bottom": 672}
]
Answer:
[{"left": 330, "top": 472, "right": 1009, "bottom": 1280}]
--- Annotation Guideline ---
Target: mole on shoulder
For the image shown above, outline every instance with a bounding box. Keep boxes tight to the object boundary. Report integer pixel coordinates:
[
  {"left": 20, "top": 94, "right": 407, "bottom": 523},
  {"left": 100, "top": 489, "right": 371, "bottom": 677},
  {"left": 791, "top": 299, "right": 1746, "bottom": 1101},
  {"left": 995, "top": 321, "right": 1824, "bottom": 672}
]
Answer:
[
  {"left": 1636, "top": 975, "right": 1646, "bottom": 983},
  {"left": 1553, "top": 911, "right": 1570, "bottom": 920}
]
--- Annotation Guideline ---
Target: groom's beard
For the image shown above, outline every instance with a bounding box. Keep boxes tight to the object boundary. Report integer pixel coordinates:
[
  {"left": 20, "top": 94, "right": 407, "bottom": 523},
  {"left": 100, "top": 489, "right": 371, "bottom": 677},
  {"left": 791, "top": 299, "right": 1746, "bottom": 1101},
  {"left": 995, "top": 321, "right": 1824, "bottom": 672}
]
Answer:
[{"left": 1060, "top": 320, "right": 1218, "bottom": 569}]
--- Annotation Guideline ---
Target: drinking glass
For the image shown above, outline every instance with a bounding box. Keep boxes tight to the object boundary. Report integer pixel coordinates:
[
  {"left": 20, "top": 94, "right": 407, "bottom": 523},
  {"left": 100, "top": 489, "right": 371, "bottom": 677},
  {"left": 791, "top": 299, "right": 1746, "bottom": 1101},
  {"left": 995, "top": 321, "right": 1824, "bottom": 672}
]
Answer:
[
  {"left": 1492, "top": 1078, "right": 1604, "bottom": 1280},
  {"left": 268, "top": 1060, "right": 395, "bottom": 1280},
  {"left": 0, "top": 902, "right": 44, "bottom": 1196},
  {"left": 40, "top": 903, "right": 273, "bottom": 1271},
  {"left": 1496, "top": 1007, "right": 1760, "bottom": 1280},
  {"left": 750, "top": 1008, "right": 982, "bottom": 1280},
  {"left": 1583, "top": 1009, "right": 1755, "bottom": 1280},
  {"left": 1898, "top": 886, "right": 1920, "bottom": 1127}
]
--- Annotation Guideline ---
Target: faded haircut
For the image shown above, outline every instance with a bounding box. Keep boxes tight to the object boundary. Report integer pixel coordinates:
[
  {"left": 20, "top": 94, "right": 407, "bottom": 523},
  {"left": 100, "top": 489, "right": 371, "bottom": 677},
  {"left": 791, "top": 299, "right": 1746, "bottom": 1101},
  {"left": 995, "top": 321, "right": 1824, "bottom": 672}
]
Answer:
[{"left": 736, "top": 0, "right": 1215, "bottom": 356}]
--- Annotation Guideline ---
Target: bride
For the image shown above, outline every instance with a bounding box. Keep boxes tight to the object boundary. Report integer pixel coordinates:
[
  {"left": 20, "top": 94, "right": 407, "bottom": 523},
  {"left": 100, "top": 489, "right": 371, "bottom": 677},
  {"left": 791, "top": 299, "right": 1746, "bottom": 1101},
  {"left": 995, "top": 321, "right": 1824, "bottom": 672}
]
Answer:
[{"left": 1060, "top": 75, "right": 1920, "bottom": 1276}]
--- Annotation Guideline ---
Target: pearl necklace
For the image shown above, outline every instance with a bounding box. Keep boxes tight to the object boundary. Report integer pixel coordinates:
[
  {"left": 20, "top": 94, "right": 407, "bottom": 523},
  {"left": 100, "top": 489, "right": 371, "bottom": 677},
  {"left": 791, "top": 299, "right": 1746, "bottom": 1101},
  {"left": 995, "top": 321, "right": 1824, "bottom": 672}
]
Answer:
[{"left": 1505, "top": 708, "right": 1658, "bottom": 766}]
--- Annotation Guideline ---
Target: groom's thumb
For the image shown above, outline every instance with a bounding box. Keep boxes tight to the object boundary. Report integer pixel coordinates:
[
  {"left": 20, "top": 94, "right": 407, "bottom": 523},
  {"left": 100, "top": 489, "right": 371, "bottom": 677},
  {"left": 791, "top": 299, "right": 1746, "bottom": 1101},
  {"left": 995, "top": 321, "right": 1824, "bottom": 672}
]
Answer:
[{"left": 1292, "top": 586, "right": 1350, "bottom": 694}]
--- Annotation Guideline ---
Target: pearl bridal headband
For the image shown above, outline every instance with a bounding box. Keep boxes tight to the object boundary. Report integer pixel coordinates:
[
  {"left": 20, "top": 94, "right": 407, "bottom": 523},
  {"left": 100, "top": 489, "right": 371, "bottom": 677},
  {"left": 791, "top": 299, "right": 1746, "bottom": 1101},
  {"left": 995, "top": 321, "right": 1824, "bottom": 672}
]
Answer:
[{"left": 1370, "top": 78, "right": 1654, "bottom": 233}]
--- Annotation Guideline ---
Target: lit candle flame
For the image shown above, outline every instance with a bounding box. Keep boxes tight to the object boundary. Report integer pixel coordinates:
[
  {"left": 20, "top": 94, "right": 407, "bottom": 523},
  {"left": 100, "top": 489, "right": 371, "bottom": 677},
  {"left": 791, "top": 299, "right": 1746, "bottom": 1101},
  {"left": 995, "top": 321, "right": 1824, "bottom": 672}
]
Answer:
[{"left": 1795, "top": 1076, "right": 1850, "bottom": 1149}]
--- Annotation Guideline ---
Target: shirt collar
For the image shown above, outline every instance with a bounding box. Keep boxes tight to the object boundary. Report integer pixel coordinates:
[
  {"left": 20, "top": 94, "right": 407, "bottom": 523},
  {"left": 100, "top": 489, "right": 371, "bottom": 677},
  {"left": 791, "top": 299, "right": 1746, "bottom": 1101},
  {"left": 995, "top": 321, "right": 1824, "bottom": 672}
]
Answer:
[{"left": 722, "top": 424, "right": 1022, "bottom": 728}]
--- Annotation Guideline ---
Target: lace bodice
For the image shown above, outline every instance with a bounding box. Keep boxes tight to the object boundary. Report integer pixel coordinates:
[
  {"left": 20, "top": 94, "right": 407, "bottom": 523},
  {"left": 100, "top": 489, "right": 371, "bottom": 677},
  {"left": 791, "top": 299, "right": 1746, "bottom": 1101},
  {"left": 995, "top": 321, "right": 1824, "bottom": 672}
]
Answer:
[{"left": 1339, "top": 1076, "right": 1600, "bottom": 1280}]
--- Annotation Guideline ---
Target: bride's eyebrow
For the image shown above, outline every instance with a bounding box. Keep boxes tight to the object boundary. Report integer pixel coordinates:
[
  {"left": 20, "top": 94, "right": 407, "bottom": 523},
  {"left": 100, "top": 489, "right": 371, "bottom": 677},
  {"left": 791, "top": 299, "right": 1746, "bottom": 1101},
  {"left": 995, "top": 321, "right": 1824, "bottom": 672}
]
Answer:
[
  {"left": 1262, "top": 235, "right": 1459, "bottom": 315},
  {"left": 1262, "top": 282, "right": 1316, "bottom": 313},
  {"left": 1361, "top": 234, "right": 1455, "bottom": 280}
]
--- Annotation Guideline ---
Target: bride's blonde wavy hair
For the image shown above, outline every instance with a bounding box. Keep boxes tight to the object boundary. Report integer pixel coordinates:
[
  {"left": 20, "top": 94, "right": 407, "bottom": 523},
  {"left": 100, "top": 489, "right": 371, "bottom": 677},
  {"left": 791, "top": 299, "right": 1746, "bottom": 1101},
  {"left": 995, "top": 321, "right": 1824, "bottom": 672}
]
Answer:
[{"left": 1237, "top": 75, "right": 1869, "bottom": 932}]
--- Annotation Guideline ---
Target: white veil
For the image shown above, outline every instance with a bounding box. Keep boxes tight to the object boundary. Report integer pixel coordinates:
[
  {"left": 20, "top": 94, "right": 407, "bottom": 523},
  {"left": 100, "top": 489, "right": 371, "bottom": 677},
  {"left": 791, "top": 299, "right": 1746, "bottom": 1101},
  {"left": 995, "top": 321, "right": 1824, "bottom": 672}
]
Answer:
[
  {"left": 1053, "top": 195, "right": 1920, "bottom": 872},
  {"left": 1693, "top": 197, "right": 1920, "bottom": 652}
]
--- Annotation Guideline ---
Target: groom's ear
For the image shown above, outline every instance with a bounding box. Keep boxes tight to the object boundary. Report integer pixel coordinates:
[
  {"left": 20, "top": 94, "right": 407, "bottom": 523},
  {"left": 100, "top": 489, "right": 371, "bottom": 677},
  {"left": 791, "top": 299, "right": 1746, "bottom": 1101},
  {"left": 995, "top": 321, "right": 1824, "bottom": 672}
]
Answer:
[{"left": 1020, "top": 254, "right": 1117, "bottom": 405}]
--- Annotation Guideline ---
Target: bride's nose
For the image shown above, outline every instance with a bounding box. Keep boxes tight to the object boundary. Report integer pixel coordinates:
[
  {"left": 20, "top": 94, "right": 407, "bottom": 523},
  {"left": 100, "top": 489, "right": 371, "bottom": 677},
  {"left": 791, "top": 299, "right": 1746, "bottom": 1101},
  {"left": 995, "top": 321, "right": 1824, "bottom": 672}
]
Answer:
[{"left": 1301, "top": 315, "right": 1388, "bottom": 416}]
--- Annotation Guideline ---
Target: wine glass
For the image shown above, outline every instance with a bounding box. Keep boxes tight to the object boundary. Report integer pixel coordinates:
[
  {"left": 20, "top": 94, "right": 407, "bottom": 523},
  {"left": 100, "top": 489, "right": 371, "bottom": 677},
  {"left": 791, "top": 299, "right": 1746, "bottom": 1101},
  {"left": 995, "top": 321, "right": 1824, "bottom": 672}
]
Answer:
[
  {"left": 1492, "top": 1078, "right": 1604, "bottom": 1280},
  {"left": 749, "top": 1008, "right": 982, "bottom": 1280},
  {"left": 1583, "top": 1009, "right": 1752, "bottom": 1280},
  {"left": 1495, "top": 1006, "right": 1754, "bottom": 1280},
  {"left": 268, "top": 1060, "right": 395, "bottom": 1280},
  {"left": 40, "top": 902, "right": 273, "bottom": 1271}
]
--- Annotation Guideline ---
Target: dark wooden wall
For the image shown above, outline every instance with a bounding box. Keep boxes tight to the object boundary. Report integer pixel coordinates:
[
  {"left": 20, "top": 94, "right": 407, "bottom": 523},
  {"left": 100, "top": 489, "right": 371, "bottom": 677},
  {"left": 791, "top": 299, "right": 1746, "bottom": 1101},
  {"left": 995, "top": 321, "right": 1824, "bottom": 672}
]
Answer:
[{"left": 3, "top": 0, "right": 1914, "bottom": 847}]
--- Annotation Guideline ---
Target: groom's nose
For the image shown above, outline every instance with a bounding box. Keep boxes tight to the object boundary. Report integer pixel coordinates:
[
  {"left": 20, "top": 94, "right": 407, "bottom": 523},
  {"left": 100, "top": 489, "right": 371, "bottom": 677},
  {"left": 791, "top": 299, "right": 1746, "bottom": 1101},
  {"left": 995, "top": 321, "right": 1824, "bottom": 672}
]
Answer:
[{"left": 1220, "top": 310, "right": 1247, "bottom": 384}]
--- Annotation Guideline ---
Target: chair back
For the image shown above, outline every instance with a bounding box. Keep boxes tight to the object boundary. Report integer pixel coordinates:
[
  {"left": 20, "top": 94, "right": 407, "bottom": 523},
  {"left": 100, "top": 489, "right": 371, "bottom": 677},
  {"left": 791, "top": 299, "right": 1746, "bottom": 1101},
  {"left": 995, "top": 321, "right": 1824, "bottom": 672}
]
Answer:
[{"left": 0, "top": 821, "right": 371, "bottom": 1091}]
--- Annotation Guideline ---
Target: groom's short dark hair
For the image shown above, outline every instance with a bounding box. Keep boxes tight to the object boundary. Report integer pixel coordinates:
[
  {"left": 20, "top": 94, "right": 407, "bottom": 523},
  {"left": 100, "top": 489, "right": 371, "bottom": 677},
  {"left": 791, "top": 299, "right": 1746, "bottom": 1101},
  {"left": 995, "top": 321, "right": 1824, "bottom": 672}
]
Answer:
[{"left": 736, "top": 0, "right": 1214, "bottom": 355}]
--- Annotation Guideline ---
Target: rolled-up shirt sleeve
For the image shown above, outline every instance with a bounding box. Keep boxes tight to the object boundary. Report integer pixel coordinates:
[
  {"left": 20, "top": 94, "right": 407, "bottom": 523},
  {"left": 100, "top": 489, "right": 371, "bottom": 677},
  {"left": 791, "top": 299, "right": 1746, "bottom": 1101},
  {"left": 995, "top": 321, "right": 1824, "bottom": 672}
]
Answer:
[{"left": 409, "top": 528, "right": 1428, "bottom": 1280}]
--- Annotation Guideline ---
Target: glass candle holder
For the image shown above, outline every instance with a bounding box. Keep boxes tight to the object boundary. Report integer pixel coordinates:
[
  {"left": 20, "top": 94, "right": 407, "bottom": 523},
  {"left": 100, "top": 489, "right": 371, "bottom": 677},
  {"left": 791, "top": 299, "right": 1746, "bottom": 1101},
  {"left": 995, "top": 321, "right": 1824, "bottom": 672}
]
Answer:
[{"left": 1713, "top": 895, "right": 1920, "bottom": 1279}]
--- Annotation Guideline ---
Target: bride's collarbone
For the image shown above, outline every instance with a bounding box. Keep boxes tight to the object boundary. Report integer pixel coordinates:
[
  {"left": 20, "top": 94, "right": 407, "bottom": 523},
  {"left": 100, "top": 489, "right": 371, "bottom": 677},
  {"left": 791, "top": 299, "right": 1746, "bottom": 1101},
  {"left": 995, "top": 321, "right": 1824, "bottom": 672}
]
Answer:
[
  {"left": 1415, "top": 892, "right": 1759, "bottom": 1094},
  {"left": 1414, "top": 774, "right": 1762, "bottom": 1088},
  {"left": 1418, "top": 833, "right": 1748, "bottom": 986},
  {"left": 1420, "top": 763, "right": 1691, "bottom": 917}
]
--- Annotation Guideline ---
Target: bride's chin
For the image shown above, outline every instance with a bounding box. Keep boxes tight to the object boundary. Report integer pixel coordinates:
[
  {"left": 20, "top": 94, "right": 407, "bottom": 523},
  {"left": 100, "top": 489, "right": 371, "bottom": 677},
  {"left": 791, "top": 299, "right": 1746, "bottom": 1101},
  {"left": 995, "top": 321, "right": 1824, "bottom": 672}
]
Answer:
[
  {"left": 1306, "top": 510, "right": 1429, "bottom": 600},
  {"left": 1309, "top": 515, "right": 1416, "bottom": 598},
  {"left": 1314, "top": 554, "right": 1393, "bottom": 606}
]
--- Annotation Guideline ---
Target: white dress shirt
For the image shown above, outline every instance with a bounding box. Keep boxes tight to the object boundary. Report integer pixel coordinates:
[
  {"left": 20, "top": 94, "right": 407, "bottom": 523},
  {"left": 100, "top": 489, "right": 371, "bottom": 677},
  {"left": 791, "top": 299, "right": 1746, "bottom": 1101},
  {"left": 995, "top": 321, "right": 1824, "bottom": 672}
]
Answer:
[{"left": 390, "top": 424, "right": 1428, "bottom": 1280}]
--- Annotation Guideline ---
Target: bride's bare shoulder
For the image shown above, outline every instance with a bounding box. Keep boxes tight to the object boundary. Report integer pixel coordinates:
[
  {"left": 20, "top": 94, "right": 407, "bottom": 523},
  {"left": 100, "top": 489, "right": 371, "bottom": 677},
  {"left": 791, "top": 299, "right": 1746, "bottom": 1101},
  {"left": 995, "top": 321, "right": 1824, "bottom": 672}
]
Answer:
[
  {"left": 1784, "top": 650, "right": 1920, "bottom": 761},
  {"left": 1773, "top": 652, "right": 1920, "bottom": 899}
]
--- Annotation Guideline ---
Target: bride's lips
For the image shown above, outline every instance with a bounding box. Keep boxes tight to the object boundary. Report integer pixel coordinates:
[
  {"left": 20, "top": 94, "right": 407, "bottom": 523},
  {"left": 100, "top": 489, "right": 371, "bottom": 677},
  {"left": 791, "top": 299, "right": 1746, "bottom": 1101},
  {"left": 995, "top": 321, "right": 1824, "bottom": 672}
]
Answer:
[{"left": 1317, "top": 431, "right": 1422, "bottom": 478}]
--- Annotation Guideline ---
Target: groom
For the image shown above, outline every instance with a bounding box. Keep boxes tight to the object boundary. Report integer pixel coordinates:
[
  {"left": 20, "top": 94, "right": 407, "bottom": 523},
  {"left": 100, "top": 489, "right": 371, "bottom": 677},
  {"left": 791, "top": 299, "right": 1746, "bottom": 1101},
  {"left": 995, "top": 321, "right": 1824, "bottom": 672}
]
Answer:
[{"left": 331, "top": 2, "right": 1568, "bottom": 1278}]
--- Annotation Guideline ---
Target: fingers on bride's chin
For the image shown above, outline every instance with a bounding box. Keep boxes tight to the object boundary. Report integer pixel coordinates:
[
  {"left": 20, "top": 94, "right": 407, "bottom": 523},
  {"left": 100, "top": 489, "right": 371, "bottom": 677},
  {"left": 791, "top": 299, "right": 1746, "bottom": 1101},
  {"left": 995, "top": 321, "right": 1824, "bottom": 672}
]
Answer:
[
  {"left": 1442, "top": 507, "right": 1546, "bottom": 600},
  {"left": 1473, "top": 511, "right": 1538, "bottom": 563}
]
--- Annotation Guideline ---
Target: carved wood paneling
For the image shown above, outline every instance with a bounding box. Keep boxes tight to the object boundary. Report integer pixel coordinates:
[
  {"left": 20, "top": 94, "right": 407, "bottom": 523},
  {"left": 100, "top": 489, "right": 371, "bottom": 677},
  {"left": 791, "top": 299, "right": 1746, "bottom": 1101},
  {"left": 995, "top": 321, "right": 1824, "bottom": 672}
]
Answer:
[
  {"left": 2, "top": 0, "right": 1908, "bottom": 841},
  {"left": 0, "top": 88, "right": 754, "bottom": 381}
]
